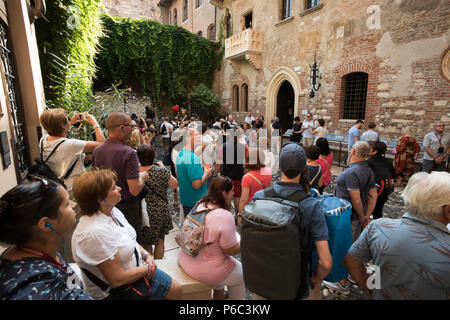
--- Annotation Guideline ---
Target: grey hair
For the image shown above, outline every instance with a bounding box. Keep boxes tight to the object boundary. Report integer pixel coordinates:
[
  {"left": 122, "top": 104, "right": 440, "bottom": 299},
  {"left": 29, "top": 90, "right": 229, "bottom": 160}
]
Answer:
[
  {"left": 353, "top": 141, "right": 371, "bottom": 159},
  {"left": 401, "top": 171, "right": 450, "bottom": 220},
  {"left": 433, "top": 120, "right": 444, "bottom": 127}
]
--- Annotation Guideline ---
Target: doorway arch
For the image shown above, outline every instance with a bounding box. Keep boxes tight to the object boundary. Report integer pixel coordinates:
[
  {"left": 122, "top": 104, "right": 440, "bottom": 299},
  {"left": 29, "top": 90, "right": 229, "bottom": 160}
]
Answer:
[
  {"left": 265, "top": 67, "right": 302, "bottom": 132},
  {"left": 276, "top": 80, "right": 295, "bottom": 133}
]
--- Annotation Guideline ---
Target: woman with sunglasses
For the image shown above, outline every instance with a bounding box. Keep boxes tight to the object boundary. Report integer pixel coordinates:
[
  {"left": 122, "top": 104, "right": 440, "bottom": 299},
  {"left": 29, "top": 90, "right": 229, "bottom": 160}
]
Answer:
[
  {"left": 71, "top": 168, "right": 181, "bottom": 300},
  {"left": 0, "top": 179, "right": 91, "bottom": 300},
  {"left": 178, "top": 176, "right": 245, "bottom": 300}
]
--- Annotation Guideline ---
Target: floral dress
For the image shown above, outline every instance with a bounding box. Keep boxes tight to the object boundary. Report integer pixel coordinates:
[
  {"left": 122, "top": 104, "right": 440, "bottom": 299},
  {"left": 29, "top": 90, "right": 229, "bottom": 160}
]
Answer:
[
  {"left": 141, "top": 165, "right": 174, "bottom": 245},
  {"left": 0, "top": 250, "right": 91, "bottom": 300},
  {"left": 393, "top": 136, "right": 420, "bottom": 184}
]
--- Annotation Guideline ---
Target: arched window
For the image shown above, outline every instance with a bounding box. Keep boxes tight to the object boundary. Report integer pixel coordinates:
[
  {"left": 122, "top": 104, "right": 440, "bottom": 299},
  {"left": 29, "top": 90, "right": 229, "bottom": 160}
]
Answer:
[
  {"left": 242, "top": 84, "right": 249, "bottom": 112},
  {"left": 183, "top": 0, "right": 188, "bottom": 22},
  {"left": 233, "top": 85, "right": 239, "bottom": 112},
  {"left": 281, "top": 0, "right": 292, "bottom": 20},
  {"left": 341, "top": 72, "right": 368, "bottom": 120},
  {"left": 173, "top": 9, "right": 177, "bottom": 25},
  {"left": 207, "top": 24, "right": 216, "bottom": 41},
  {"left": 197, "top": 31, "right": 203, "bottom": 37}
]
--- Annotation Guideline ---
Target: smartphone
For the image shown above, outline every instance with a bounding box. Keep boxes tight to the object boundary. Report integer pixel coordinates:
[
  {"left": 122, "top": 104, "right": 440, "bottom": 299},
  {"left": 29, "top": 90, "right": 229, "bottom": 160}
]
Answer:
[{"left": 73, "top": 114, "right": 83, "bottom": 128}]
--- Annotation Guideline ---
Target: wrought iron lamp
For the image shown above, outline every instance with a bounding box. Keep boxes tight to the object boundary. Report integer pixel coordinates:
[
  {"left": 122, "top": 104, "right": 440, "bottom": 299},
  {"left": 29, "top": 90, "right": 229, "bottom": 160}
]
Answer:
[{"left": 309, "top": 52, "right": 321, "bottom": 98}]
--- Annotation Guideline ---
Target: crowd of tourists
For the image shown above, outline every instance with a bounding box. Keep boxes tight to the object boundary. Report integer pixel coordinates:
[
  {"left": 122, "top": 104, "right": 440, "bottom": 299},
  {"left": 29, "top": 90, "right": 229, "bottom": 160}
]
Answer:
[{"left": 0, "top": 107, "right": 448, "bottom": 300}]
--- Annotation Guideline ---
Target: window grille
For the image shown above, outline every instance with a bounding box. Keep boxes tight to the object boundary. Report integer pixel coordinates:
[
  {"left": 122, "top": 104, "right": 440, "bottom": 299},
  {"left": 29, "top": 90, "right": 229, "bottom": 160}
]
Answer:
[
  {"left": 242, "top": 84, "right": 248, "bottom": 112},
  {"left": 341, "top": 72, "right": 368, "bottom": 120},
  {"left": 183, "top": 0, "right": 188, "bottom": 22},
  {"left": 281, "top": 0, "right": 292, "bottom": 20},
  {"left": 305, "top": 0, "right": 321, "bottom": 10},
  {"left": 207, "top": 24, "right": 216, "bottom": 41},
  {"left": 233, "top": 85, "right": 239, "bottom": 112},
  {"left": 0, "top": 23, "right": 28, "bottom": 177}
]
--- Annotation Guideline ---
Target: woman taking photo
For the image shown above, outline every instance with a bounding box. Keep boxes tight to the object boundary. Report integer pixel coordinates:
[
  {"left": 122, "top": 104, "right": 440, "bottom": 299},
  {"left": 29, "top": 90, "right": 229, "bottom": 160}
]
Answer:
[
  {"left": 71, "top": 168, "right": 181, "bottom": 300},
  {"left": 39, "top": 108, "right": 105, "bottom": 193},
  {"left": 178, "top": 176, "right": 245, "bottom": 300},
  {"left": 0, "top": 179, "right": 90, "bottom": 300}
]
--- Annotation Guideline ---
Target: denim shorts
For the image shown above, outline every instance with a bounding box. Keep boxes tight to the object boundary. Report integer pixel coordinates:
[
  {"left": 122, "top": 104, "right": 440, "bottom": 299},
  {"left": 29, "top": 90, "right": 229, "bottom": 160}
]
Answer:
[{"left": 149, "top": 268, "right": 173, "bottom": 300}]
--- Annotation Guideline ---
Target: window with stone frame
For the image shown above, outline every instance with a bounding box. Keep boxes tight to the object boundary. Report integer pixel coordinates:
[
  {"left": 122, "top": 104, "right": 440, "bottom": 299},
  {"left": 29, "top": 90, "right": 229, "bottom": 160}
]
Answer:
[
  {"left": 207, "top": 24, "right": 216, "bottom": 41},
  {"left": 173, "top": 8, "right": 177, "bottom": 25},
  {"left": 196, "top": 0, "right": 202, "bottom": 8},
  {"left": 233, "top": 85, "right": 239, "bottom": 112},
  {"left": 183, "top": 0, "right": 188, "bottom": 22},
  {"left": 281, "top": 0, "right": 292, "bottom": 20},
  {"left": 341, "top": 72, "right": 368, "bottom": 120},
  {"left": 305, "top": 0, "right": 321, "bottom": 10},
  {"left": 197, "top": 31, "right": 202, "bottom": 37},
  {"left": 242, "top": 84, "right": 249, "bottom": 112}
]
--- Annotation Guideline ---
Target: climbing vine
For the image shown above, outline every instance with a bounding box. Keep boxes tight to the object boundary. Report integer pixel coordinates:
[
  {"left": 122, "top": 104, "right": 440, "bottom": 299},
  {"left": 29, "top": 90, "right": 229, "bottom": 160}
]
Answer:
[
  {"left": 95, "top": 14, "right": 223, "bottom": 108},
  {"left": 35, "top": 0, "right": 103, "bottom": 112}
]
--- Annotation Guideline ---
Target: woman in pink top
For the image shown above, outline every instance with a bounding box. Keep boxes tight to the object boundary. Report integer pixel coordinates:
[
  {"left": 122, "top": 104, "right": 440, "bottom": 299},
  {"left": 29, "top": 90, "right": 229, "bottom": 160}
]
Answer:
[
  {"left": 315, "top": 137, "right": 333, "bottom": 194},
  {"left": 177, "top": 176, "right": 245, "bottom": 300},
  {"left": 238, "top": 148, "right": 272, "bottom": 226}
]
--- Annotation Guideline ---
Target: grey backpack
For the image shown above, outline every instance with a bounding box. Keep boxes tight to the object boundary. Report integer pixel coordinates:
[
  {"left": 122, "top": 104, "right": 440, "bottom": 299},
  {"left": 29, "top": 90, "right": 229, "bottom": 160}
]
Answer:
[{"left": 240, "top": 187, "right": 311, "bottom": 300}]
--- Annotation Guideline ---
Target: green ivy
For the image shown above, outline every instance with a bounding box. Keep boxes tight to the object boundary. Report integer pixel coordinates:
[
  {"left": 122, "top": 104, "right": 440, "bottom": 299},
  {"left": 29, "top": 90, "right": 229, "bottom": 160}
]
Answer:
[
  {"left": 95, "top": 14, "right": 223, "bottom": 108},
  {"left": 35, "top": 0, "right": 103, "bottom": 112}
]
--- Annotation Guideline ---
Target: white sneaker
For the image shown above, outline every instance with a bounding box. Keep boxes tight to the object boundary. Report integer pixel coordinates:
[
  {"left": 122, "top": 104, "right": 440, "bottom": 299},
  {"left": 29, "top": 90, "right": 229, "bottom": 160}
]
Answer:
[
  {"left": 347, "top": 274, "right": 357, "bottom": 285},
  {"left": 322, "top": 280, "right": 351, "bottom": 295}
]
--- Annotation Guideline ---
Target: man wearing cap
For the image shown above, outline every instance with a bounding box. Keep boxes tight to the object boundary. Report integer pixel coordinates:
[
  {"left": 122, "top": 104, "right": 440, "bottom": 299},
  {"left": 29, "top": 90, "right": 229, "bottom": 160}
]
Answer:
[{"left": 250, "top": 143, "right": 332, "bottom": 300}]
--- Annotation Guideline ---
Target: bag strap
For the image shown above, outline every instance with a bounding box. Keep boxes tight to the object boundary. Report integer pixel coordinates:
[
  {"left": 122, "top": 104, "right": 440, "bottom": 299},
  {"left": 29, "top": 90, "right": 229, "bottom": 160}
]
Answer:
[
  {"left": 63, "top": 158, "right": 78, "bottom": 180},
  {"left": 40, "top": 138, "right": 66, "bottom": 163},
  {"left": 310, "top": 165, "right": 321, "bottom": 185},
  {"left": 248, "top": 173, "right": 264, "bottom": 188},
  {"left": 81, "top": 267, "right": 111, "bottom": 293},
  {"left": 263, "top": 186, "right": 310, "bottom": 204}
]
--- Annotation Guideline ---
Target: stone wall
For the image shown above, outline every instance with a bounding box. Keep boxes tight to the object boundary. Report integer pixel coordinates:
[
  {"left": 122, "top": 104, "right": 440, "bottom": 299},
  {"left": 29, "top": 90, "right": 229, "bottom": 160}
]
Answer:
[
  {"left": 213, "top": 0, "right": 450, "bottom": 140},
  {"left": 102, "top": 0, "right": 163, "bottom": 21}
]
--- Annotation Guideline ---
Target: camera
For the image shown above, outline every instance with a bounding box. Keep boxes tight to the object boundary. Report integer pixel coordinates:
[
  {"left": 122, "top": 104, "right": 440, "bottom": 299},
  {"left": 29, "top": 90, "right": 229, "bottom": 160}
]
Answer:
[{"left": 437, "top": 146, "right": 444, "bottom": 154}]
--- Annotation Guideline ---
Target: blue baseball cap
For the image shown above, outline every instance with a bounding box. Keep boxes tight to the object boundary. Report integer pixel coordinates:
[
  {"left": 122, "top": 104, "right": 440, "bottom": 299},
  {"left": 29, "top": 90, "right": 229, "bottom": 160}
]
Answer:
[{"left": 279, "top": 143, "right": 307, "bottom": 173}]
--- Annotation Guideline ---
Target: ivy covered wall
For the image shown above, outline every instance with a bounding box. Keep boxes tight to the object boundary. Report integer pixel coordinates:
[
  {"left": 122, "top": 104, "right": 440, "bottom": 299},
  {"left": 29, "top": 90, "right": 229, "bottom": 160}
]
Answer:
[
  {"left": 35, "top": 0, "right": 103, "bottom": 112},
  {"left": 95, "top": 14, "right": 223, "bottom": 108}
]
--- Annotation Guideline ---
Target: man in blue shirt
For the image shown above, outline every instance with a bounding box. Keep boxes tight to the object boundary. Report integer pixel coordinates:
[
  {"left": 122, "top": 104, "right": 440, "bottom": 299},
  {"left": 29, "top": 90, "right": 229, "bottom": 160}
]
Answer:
[
  {"left": 252, "top": 143, "right": 332, "bottom": 300},
  {"left": 347, "top": 119, "right": 364, "bottom": 165},
  {"left": 176, "top": 128, "right": 212, "bottom": 217},
  {"left": 343, "top": 171, "right": 450, "bottom": 300}
]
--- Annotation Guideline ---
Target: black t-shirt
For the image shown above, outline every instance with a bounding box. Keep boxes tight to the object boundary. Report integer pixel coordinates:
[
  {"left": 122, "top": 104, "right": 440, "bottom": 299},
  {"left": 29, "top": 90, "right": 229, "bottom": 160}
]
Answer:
[
  {"left": 292, "top": 123, "right": 302, "bottom": 142},
  {"left": 271, "top": 122, "right": 281, "bottom": 136}
]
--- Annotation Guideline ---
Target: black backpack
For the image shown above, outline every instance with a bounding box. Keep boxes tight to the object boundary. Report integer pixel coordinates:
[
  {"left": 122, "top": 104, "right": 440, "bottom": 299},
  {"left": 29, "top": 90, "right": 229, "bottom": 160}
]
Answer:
[
  {"left": 240, "top": 187, "right": 311, "bottom": 300},
  {"left": 27, "top": 139, "right": 77, "bottom": 189},
  {"left": 160, "top": 123, "right": 167, "bottom": 135}
]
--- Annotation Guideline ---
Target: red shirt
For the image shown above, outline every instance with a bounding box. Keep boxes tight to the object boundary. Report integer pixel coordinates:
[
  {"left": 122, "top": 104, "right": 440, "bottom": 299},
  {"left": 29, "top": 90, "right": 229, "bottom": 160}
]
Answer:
[{"left": 241, "top": 167, "right": 272, "bottom": 201}]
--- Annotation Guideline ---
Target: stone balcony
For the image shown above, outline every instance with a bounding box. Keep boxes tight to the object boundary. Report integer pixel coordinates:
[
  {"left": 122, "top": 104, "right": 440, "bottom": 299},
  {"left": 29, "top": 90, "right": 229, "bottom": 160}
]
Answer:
[{"left": 225, "top": 28, "right": 263, "bottom": 72}]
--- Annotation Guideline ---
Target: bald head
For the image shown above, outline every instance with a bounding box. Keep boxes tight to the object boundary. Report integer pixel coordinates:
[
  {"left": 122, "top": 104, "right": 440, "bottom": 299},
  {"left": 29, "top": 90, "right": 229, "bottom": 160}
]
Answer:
[{"left": 106, "top": 112, "right": 130, "bottom": 130}]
